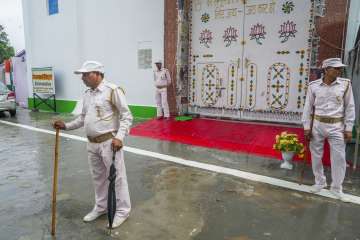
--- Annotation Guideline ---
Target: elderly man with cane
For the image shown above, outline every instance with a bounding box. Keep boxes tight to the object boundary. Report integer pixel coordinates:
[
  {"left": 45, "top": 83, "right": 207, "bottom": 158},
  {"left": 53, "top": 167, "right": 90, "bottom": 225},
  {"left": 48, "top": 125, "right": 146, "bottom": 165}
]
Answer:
[{"left": 53, "top": 60, "right": 133, "bottom": 228}]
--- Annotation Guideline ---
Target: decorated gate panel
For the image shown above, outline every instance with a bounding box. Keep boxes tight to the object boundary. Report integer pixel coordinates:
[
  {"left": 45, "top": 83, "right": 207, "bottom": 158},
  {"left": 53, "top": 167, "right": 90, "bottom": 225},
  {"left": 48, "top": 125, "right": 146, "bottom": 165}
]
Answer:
[
  {"left": 198, "top": 63, "right": 226, "bottom": 108},
  {"left": 189, "top": 0, "right": 314, "bottom": 123}
]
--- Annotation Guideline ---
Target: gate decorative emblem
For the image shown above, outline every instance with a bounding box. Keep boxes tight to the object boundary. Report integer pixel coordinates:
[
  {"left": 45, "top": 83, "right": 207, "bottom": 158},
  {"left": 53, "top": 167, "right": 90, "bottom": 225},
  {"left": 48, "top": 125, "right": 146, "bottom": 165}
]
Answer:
[
  {"left": 267, "top": 63, "right": 290, "bottom": 110},
  {"left": 201, "top": 64, "right": 221, "bottom": 106}
]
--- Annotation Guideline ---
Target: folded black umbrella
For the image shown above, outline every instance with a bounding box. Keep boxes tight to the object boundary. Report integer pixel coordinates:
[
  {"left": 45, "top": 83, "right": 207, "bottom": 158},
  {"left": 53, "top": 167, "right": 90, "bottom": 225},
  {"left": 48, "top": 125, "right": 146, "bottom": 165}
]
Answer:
[{"left": 107, "top": 150, "right": 117, "bottom": 232}]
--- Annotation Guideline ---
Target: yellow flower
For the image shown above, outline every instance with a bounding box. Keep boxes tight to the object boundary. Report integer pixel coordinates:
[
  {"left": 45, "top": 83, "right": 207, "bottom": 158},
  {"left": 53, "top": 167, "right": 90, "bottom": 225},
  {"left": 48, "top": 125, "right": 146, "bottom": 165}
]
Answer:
[{"left": 274, "top": 132, "right": 305, "bottom": 155}]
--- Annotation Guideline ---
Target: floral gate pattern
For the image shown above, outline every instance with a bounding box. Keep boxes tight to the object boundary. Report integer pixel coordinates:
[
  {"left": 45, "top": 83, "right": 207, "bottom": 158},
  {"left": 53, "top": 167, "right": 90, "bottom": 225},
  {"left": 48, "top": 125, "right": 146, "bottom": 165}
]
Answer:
[{"left": 189, "top": 0, "right": 314, "bottom": 123}]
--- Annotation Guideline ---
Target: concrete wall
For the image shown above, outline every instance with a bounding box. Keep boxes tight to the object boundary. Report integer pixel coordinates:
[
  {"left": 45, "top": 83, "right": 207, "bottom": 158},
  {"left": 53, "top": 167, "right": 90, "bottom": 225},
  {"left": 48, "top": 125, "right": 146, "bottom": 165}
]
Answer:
[
  {"left": 0, "top": 64, "right": 4, "bottom": 84},
  {"left": 22, "top": 0, "right": 164, "bottom": 108},
  {"left": 12, "top": 54, "right": 28, "bottom": 107},
  {"left": 345, "top": 0, "right": 360, "bottom": 60},
  {"left": 345, "top": 0, "right": 360, "bottom": 121}
]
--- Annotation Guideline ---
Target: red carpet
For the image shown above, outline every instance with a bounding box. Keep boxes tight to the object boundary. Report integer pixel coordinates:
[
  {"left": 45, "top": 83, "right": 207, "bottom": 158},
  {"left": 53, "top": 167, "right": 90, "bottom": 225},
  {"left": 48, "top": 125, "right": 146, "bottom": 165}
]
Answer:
[{"left": 130, "top": 118, "right": 331, "bottom": 166}]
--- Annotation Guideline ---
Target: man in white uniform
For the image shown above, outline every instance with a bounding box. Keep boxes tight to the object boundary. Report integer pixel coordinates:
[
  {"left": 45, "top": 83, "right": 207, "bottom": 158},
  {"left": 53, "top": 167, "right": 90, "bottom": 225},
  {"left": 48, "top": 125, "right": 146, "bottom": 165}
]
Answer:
[
  {"left": 302, "top": 58, "right": 355, "bottom": 201},
  {"left": 53, "top": 61, "right": 133, "bottom": 228},
  {"left": 154, "top": 60, "right": 171, "bottom": 119}
]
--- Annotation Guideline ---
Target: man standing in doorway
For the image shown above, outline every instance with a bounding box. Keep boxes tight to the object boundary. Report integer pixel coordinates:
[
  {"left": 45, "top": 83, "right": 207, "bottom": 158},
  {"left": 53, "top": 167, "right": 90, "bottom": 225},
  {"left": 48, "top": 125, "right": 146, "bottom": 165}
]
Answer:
[
  {"left": 53, "top": 60, "right": 133, "bottom": 228},
  {"left": 154, "top": 60, "right": 171, "bottom": 119},
  {"left": 302, "top": 58, "right": 355, "bottom": 202}
]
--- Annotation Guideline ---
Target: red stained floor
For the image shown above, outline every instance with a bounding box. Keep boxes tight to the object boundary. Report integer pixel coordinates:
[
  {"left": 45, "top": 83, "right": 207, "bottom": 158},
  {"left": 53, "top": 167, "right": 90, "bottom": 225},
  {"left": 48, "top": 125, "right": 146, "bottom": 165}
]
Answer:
[{"left": 130, "top": 118, "right": 331, "bottom": 166}]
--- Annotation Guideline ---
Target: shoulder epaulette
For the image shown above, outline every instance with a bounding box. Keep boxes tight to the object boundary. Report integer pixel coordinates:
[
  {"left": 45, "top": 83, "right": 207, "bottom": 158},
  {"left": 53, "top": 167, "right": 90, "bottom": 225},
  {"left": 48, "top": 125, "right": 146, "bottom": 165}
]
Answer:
[
  {"left": 104, "top": 81, "right": 117, "bottom": 90},
  {"left": 104, "top": 82, "right": 125, "bottom": 94},
  {"left": 338, "top": 77, "right": 351, "bottom": 82},
  {"left": 309, "top": 79, "right": 321, "bottom": 85}
]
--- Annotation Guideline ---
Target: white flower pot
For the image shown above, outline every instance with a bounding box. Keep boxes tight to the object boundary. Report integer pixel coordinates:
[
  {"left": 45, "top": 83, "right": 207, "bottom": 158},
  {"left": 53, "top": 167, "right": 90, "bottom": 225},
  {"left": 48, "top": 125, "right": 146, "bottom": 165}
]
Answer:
[{"left": 280, "top": 151, "right": 295, "bottom": 170}]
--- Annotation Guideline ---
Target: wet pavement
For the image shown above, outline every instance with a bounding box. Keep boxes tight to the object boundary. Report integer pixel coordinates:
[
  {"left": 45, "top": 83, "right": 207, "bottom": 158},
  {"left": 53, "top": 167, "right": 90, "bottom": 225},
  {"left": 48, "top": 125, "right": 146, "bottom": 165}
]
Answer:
[{"left": 1, "top": 108, "right": 360, "bottom": 240}]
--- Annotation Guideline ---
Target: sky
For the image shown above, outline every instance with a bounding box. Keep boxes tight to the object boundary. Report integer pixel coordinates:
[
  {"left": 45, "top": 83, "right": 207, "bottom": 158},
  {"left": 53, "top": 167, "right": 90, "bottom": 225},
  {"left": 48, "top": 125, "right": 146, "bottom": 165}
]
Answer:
[{"left": 0, "top": 0, "right": 25, "bottom": 54}]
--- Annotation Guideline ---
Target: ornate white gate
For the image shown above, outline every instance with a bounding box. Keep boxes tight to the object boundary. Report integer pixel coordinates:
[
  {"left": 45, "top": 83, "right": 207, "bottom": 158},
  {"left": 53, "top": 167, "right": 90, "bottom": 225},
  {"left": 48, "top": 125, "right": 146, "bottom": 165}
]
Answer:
[{"left": 189, "top": 0, "right": 314, "bottom": 123}]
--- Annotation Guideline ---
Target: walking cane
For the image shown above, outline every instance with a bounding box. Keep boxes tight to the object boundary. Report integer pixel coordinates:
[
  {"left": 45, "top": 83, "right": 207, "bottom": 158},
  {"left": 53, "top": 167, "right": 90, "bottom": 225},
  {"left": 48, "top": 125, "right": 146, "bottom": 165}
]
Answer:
[
  {"left": 51, "top": 128, "right": 60, "bottom": 236},
  {"left": 299, "top": 106, "right": 315, "bottom": 185},
  {"left": 299, "top": 138, "right": 310, "bottom": 185}
]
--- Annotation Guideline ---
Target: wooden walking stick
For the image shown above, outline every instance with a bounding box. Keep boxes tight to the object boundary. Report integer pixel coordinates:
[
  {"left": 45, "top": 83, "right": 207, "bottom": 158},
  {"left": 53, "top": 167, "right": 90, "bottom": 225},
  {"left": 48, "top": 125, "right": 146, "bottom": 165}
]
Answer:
[
  {"left": 51, "top": 128, "right": 60, "bottom": 235},
  {"left": 299, "top": 137, "right": 310, "bottom": 185},
  {"left": 299, "top": 105, "right": 315, "bottom": 185}
]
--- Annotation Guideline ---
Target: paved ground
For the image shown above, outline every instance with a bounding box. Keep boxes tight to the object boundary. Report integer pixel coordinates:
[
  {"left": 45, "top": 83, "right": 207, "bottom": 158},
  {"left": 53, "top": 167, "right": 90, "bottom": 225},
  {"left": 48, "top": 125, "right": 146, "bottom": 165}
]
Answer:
[{"left": 1, "top": 108, "right": 360, "bottom": 240}]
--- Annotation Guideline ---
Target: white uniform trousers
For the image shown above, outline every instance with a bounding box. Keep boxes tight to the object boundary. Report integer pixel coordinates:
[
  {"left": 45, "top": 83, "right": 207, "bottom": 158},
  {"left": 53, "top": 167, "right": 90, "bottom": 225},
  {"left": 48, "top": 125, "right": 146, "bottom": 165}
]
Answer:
[
  {"left": 155, "top": 88, "right": 170, "bottom": 118},
  {"left": 310, "top": 120, "right": 346, "bottom": 192},
  {"left": 87, "top": 139, "right": 131, "bottom": 217}
]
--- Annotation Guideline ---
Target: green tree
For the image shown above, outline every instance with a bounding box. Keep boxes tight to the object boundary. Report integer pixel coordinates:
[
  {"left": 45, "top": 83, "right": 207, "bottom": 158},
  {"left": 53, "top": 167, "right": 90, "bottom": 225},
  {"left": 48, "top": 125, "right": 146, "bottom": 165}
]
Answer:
[{"left": 0, "top": 25, "right": 15, "bottom": 63}]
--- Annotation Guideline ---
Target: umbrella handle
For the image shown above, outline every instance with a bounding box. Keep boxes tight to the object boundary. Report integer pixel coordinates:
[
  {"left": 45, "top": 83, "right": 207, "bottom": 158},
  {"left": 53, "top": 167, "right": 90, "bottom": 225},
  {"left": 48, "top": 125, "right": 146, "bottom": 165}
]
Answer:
[{"left": 51, "top": 128, "right": 60, "bottom": 236}]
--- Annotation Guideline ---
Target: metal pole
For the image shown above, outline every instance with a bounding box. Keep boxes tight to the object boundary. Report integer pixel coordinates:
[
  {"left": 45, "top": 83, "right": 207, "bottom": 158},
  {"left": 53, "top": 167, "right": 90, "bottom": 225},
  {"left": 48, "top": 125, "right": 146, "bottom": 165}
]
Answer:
[
  {"left": 54, "top": 94, "right": 57, "bottom": 113},
  {"left": 353, "top": 89, "right": 360, "bottom": 170},
  {"left": 33, "top": 93, "right": 36, "bottom": 110},
  {"left": 353, "top": 119, "right": 360, "bottom": 170}
]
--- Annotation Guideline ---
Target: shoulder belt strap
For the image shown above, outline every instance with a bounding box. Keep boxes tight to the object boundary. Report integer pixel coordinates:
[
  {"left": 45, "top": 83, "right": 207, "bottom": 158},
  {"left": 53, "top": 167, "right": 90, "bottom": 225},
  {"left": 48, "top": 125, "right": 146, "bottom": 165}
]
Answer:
[
  {"left": 343, "top": 81, "right": 350, "bottom": 99},
  {"left": 109, "top": 87, "right": 125, "bottom": 113}
]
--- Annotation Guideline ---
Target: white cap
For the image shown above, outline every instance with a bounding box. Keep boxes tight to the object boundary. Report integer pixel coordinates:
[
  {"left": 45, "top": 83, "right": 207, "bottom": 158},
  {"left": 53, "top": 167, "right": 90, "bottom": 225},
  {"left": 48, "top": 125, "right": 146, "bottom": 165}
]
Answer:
[
  {"left": 74, "top": 61, "right": 105, "bottom": 74},
  {"left": 322, "top": 58, "right": 347, "bottom": 69},
  {"left": 154, "top": 59, "right": 162, "bottom": 64}
]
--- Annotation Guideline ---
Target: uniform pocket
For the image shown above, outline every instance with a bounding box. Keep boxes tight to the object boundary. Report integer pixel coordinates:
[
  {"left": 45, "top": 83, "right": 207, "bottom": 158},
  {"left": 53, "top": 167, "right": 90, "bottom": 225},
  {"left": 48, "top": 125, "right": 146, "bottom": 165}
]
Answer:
[
  {"left": 95, "top": 96, "right": 114, "bottom": 117},
  {"left": 327, "top": 94, "right": 343, "bottom": 107}
]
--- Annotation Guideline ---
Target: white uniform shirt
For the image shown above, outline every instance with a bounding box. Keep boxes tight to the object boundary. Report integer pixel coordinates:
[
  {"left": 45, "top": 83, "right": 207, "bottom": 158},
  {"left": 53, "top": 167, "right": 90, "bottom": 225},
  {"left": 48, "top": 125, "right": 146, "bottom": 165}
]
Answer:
[
  {"left": 65, "top": 79, "right": 133, "bottom": 141},
  {"left": 302, "top": 77, "right": 355, "bottom": 132},
  {"left": 154, "top": 68, "right": 171, "bottom": 87}
]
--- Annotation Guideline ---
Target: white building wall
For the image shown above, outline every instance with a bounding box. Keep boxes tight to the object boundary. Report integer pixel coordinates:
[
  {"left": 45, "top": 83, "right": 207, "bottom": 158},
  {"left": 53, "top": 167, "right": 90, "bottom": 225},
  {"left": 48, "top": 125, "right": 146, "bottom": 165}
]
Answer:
[
  {"left": 345, "top": 0, "right": 360, "bottom": 121},
  {"left": 12, "top": 55, "right": 28, "bottom": 108},
  {"left": 22, "top": 0, "right": 164, "bottom": 107},
  {"left": 22, "top": 0, "right": 81, "bottom": 101},
  {"left": 345, "top": 0, "right": 360, "bottom": 60}
]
